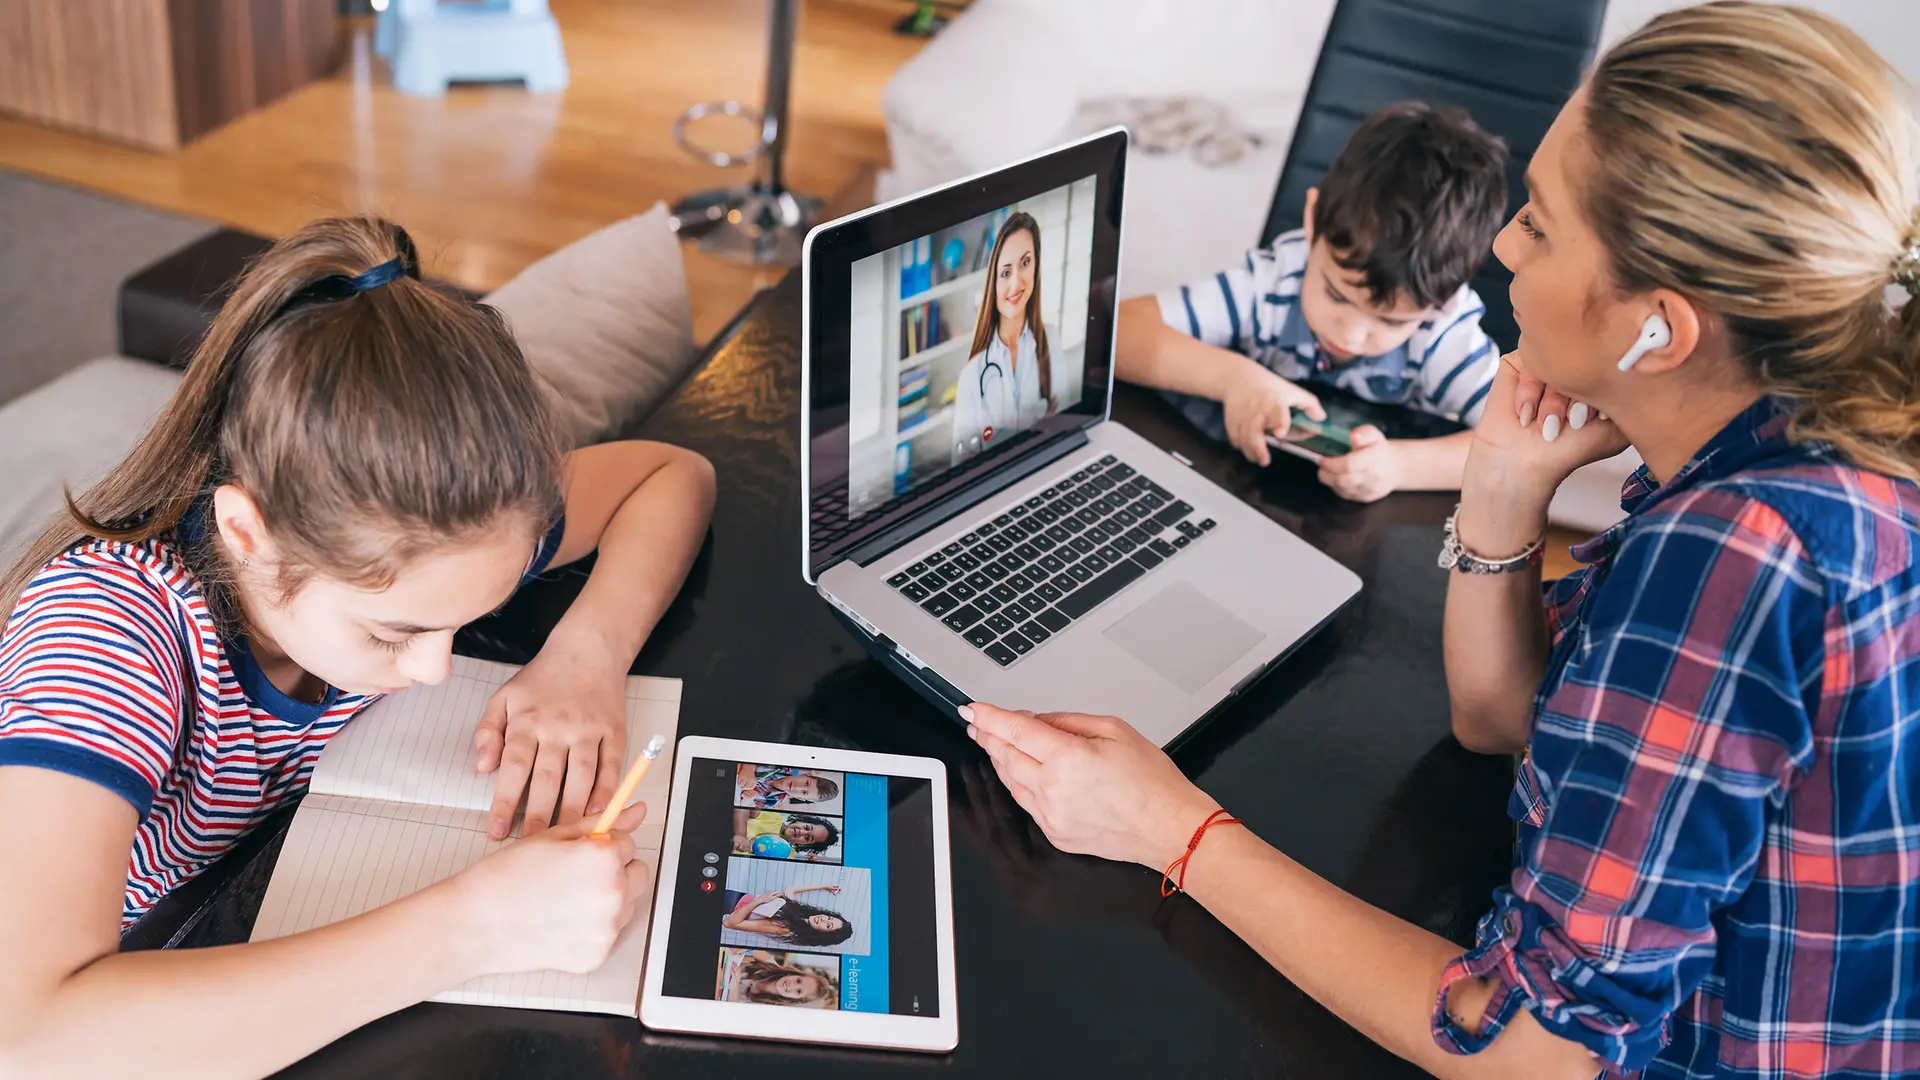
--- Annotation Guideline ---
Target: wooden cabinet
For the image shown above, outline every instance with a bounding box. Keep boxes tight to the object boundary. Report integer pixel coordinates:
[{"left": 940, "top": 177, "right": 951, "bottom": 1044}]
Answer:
[{"left": 0, "top": 0, "right": 339, "bottom": 151}]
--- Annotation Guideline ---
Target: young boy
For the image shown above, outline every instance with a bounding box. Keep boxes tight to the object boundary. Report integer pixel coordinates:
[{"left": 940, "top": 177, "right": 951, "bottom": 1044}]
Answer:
[{"left": 1116, "top": 102, "right": 1509, "bottom": 502}]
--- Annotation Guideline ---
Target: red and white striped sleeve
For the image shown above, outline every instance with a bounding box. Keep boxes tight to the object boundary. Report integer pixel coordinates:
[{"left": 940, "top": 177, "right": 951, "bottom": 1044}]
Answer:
[{"left": 0, "top": 552, "right": 192, "bottom": 816}]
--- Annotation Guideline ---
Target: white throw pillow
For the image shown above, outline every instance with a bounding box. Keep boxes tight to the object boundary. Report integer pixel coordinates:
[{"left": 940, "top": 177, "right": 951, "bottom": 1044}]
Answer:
[
  {"left": 484, "top": 203, "right": 696, "bottom": 447},
  {"left": 0, "top": 356, "right": 184, "bottom": 565}
]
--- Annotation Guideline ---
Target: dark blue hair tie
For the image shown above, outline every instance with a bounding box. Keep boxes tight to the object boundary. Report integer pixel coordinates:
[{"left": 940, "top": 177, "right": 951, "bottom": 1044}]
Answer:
[
  {"left": 272, "top": 255, "right": 417, "bottom": 321},
  {"left": 347, "top": 257, "right": 408, "bottom": 292}
]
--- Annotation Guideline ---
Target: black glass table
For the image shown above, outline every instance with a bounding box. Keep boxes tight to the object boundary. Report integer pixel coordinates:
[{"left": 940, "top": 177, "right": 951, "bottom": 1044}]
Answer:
[{"left": 172, "top": 271, "right": 1514, "bottom": 1079}]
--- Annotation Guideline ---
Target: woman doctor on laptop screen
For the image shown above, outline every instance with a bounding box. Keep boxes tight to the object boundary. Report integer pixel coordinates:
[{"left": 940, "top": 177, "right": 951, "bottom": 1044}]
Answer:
[{"left": 951, "top": 212, "right": 1069, "bottom": 463}]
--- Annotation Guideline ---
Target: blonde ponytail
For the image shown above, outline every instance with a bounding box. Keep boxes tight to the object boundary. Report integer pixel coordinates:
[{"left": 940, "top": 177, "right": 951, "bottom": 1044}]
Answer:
[{"left": 1582, "top": 2, "right": 1920, "bottom": 479}]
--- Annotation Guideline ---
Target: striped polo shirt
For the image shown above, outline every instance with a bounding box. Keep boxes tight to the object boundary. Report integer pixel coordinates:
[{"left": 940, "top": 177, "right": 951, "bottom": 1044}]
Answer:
[
  {"left": 0, "top": 514, "right": 560, "bottom": 926},
  {"left": 1154, "top": 229, "right": 1498, "bottom": 436}
]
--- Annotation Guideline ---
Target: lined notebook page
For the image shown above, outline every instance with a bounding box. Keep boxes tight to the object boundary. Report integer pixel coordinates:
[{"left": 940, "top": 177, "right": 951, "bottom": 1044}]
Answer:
[
  {"left": 250, "top": 656, "right": 681, "bottom": 1017},
  {"left": 313, "top": 655, "right": 682, "bottom": 822}
]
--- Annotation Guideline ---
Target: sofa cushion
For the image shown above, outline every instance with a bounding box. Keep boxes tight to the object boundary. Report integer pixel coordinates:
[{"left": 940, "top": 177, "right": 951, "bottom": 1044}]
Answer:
[
  {"left": 484, "top": 203, "right": 697, "bottom": 447},
  {"left": 0, "top": 357, "right": 184, "bottom": 565}
]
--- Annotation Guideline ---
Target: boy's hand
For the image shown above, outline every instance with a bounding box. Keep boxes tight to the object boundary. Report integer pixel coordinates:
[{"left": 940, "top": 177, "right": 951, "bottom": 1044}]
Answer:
[
  {"left": 1316, "top": 425, "right": 1399, "bottom": 502},
  {"left": 1220, "top": 358, "right": 1325, "bottom": 466}
]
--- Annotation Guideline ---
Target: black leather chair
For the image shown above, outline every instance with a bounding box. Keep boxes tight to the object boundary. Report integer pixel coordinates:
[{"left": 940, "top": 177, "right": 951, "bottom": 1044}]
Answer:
[{"left": 1260, "top": 0, "right": 1609, "bottom": 352}]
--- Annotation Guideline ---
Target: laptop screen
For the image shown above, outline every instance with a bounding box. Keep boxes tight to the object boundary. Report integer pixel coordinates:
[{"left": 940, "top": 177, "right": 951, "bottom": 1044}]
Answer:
[
  {"left": 804, "top": 131, "right": 1127, "bottom": 580},
  {"left": 844, "top": 176, "right": 1099, "bottom": 519}
]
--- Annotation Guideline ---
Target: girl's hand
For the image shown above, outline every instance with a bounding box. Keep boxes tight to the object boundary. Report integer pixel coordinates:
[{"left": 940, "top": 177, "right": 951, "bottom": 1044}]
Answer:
[
  {"left": 1315, "top": 426, "right": 1398, "bottom": 502},
  {"left": 475, "top": 648, "right": 630, "bottom": 840},
  {"left": 963, "top": 703, "right": 1220, "bottom": 869},
  {"left": 451, "top": 802, "right": 649, "bottom": 976},
  {"left": 1220, "top": 359, "right": 1326, "bottom": 467}
]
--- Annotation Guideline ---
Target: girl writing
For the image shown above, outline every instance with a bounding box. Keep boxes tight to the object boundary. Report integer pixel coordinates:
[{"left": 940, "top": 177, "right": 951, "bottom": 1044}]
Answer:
[{"left": 0, "top": 217, "right": 715, "bottom": 1079}]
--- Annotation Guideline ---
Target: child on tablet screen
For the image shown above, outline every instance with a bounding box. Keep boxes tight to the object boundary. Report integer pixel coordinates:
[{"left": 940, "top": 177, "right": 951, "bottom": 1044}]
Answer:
[
  {"left": 736, "top": 763, "right": 841, "bottom": 808},
  {"left": 723, "top": 885, "right": 855, "bottom": 947},
  {"left": 1114, "top": 102, "right": 1509, "bottom": 502},
  {"left": 726, "top": 949, "right": 841, "bottom": 1008},
  {"left": 732, "top": 810, "right": 841, "bottom": 858}
]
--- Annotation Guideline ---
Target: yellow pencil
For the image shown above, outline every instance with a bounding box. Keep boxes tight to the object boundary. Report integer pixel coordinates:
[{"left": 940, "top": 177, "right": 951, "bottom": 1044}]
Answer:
[{"left": 591, "top": 734, "right": 667, "bottom": 835}]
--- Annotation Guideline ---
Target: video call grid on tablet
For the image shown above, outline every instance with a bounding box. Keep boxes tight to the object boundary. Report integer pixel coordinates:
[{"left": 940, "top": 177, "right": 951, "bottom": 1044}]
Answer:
[{"left": 658, "top": 759, "right": 941, "bottom": 1018}]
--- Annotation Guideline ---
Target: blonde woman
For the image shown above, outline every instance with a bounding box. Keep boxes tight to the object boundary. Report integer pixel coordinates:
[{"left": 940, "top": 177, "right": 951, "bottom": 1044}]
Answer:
[{"left": 962, "top": 4, "right": 1920, "bottom": 1077}]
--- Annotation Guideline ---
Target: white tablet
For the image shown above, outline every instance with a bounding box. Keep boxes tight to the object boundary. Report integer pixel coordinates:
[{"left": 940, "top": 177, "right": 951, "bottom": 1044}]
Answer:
[{"left": 640, "top": 736, "right": 958, "bottom": 1053}]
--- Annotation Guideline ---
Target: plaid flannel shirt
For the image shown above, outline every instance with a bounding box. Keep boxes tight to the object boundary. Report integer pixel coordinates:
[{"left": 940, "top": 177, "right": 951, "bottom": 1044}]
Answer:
[{"left": 1431, "top": 399, "right": 1920, "bottom": 1078}]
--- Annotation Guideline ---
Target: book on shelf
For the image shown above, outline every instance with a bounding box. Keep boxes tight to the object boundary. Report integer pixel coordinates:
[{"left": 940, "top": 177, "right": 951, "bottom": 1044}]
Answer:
[
  {"left": 898, "top": 236, "right": 934, "bottom": 299},
  {"left": 898, "top": 367, "right": 929, "bottom": 400},
  {"left": 898, "top": 299, "right": 950, "bottom": 360}
]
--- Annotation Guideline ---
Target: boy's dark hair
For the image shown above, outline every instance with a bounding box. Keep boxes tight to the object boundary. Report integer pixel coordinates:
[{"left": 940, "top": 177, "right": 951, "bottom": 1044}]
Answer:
[
  {"left": 1311, "top": 101, "right": 1508, "bottom": 310},
  {"left": 810, "top": 775, "right": 840, "bottom": 802}
]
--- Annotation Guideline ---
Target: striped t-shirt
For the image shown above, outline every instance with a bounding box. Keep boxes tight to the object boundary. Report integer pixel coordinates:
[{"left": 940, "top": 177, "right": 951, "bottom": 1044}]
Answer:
[
  {"left": 1154, "top": 229, "right": 1498, "bottom": 437},
  {"left": 0, "top": 515, "right": 561, "bottom": 926}
]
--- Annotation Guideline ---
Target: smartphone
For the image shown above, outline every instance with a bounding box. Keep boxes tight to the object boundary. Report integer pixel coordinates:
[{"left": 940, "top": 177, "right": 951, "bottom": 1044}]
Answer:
[{"left": 1267, "top": 409, "right": 1354, "bottom": 463}]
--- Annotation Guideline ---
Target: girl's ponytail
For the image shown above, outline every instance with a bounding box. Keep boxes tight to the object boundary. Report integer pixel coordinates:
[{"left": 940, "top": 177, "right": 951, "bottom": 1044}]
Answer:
[{"left": 1, "top": 217, "right": 559, "bottom": 614}]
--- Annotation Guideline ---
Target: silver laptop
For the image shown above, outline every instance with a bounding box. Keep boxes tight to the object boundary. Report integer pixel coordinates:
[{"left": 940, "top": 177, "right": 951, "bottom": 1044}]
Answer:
[{"left": 800, "top": 130, "right": 1360, "bottom": 747}]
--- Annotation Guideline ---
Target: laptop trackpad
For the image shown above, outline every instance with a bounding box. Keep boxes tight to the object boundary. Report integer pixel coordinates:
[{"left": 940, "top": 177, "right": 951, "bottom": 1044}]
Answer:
[{"left": 1102, "top": 582, "right": 1265, "bottom": 694}]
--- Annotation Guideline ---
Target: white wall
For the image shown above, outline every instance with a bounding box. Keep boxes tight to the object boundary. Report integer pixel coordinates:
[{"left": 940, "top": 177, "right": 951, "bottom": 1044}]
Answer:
[{"left": 1600, "top": 1, "right": 1920, "bottom": 92}]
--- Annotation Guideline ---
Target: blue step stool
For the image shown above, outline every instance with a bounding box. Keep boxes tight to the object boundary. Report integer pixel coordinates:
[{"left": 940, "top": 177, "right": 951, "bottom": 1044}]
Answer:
[{"left": 376, "top": 0, "right": 569, "bottom": 97}]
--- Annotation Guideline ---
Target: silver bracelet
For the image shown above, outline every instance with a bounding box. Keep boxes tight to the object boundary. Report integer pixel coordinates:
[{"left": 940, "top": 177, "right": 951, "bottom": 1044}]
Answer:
[{"left": 1438, "top": 504, "right": 1544, "bottom": 574}]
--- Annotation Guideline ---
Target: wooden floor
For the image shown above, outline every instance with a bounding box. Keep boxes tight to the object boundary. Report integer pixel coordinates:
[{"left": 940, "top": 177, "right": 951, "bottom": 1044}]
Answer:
[{"left": 0, "top": 0, "right": 925, "bottom": 343}]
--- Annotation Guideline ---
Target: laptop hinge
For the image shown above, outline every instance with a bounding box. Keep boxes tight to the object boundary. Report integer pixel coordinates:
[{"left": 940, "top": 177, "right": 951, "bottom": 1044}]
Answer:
[{"left": 842, "top": 430, "right": 1091, "bottom": 568}]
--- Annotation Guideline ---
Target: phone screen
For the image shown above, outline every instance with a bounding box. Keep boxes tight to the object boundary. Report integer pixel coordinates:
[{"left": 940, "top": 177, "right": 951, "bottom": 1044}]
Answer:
[
  {"left": 1283, "top": 409, "right": 1352, "bottom": 458},
  {"left": 1286, "top": 431, "right": 1352, "bottom": 458}
]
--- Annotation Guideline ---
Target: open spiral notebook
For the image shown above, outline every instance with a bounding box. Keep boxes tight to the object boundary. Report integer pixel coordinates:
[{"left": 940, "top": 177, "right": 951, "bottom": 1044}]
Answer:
[{"left": 250, "top": 655, "right": 681, "bottom": 1016}]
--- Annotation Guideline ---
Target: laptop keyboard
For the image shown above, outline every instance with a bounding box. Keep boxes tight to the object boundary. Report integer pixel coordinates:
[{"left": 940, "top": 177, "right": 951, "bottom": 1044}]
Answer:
[{"left": 885, "top": 454, "right": 1216, "bottom": 667}]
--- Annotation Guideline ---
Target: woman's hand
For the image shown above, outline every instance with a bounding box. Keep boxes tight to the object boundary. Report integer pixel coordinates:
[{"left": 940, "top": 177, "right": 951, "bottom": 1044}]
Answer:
[
  {"left": 1468, "top": 353, "right": 1628, "bottom": 498},
  {"left": 963, "top": 703, "right": 1220, "bottom": 869},
  {"left": 449, "top": 802, "right": 649, "bottom": 976},
  {"left": 1315, "top": 426, "right": 1399, "bottom": 502},
  {"left": 1460, "top": 353, "right": 1628, "bottom": 554},
  {"left": 475, "top": 647, "right": 630, "bottom": 840},
  {"left": 1219, "top": 358, "right": 1326, "bottom": 467}
]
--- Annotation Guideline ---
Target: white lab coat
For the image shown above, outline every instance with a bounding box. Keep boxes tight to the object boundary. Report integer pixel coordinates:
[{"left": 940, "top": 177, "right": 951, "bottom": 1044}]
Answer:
[{"left": 950, "top": 324, "right": 1064, "bottom": 462}]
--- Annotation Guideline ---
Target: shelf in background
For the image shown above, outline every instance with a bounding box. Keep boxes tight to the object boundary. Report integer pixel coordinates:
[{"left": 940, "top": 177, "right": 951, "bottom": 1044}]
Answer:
[
  {"left": 901, "top": 267, "right": 986, "bottom": 307},
  {"left": 895, "top": 406, "right": 952, "bottom": 443},
  {"left": 899, "top": 335, "right": 968, "bottom": 371}
]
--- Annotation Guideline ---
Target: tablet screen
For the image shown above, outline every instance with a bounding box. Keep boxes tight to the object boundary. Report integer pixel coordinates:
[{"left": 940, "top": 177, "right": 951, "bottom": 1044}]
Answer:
[{"left": 657, "top": 758, "right": 941, "bottom": 1018}]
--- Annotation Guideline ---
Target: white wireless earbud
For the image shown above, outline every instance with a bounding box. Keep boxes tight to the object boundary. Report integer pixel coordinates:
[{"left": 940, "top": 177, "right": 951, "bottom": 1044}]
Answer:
[{"left": 1617, "top": 313, "right": 1672, "bottom": 372}]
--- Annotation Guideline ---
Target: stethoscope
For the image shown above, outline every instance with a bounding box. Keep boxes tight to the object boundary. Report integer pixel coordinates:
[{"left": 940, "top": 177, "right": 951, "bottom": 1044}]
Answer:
[
  {"left": 974, "top": 336, "right": 1024, "bottom": 428},
  {"left": 977, "top": 353, "right": 1010, "bottom": 404}
]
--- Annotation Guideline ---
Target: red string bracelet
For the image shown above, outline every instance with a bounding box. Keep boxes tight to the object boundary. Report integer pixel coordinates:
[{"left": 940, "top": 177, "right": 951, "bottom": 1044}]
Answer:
[{"left": 1161, "top": 809, "right": 1243, "bottom": 897}]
